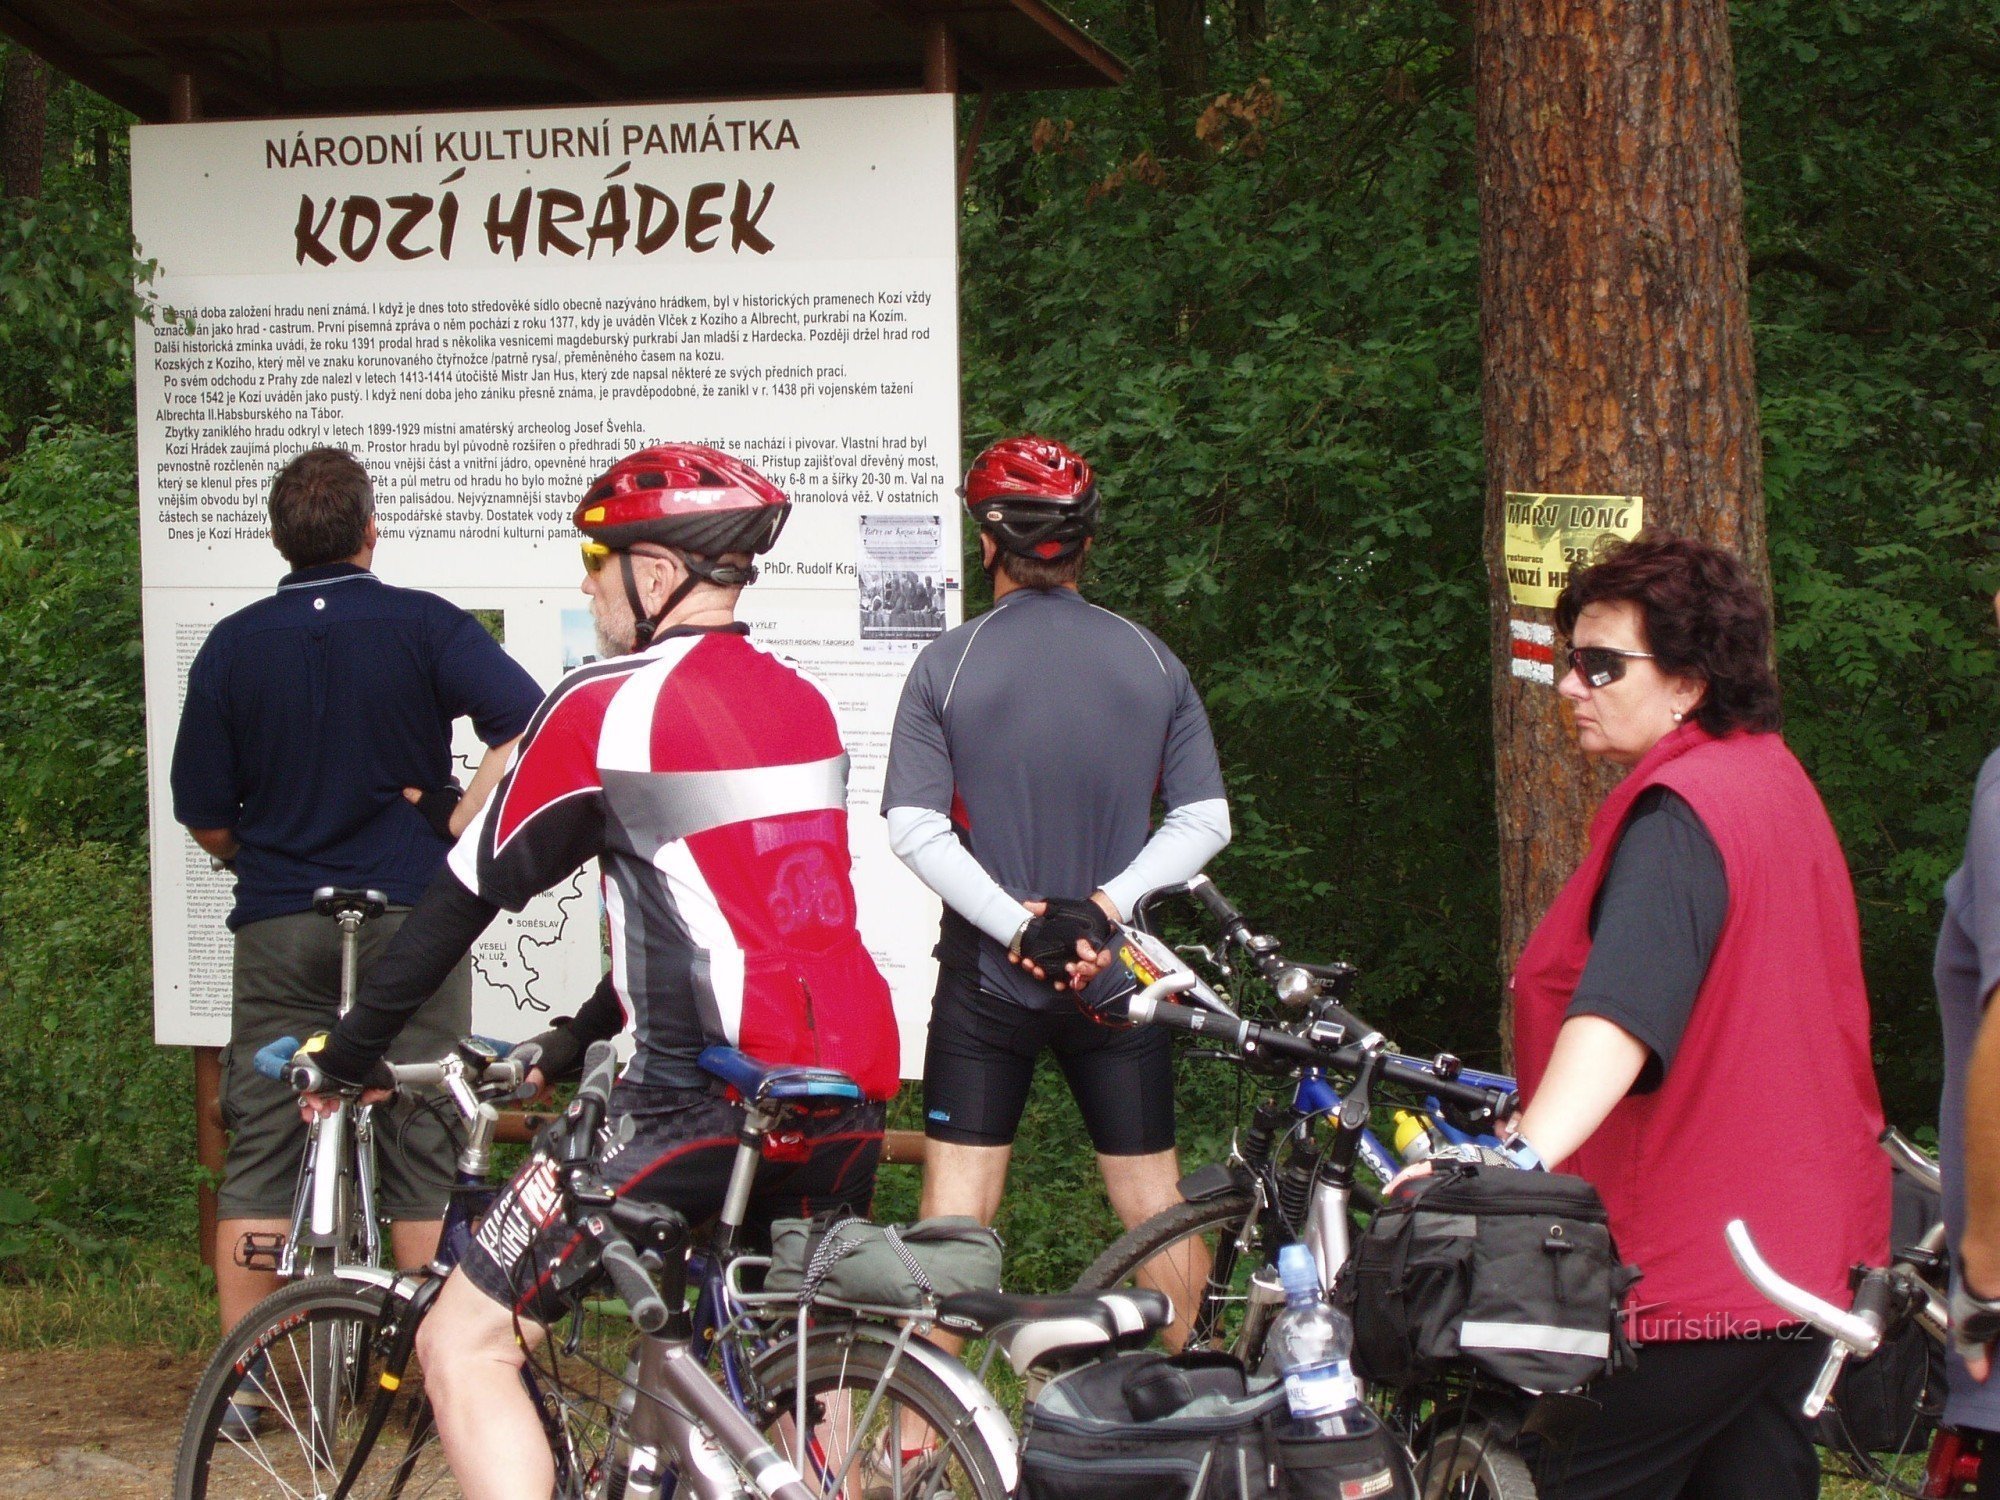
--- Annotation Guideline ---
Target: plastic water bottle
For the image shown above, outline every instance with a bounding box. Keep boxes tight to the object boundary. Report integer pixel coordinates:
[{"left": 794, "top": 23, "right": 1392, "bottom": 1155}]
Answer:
[{"left": 1261, "top": 1242, "right": 1363, "bottom": 1436}]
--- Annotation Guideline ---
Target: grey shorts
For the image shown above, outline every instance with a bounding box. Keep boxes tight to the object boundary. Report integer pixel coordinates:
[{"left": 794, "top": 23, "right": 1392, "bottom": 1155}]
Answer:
[{"left": 219, "top": 907, "right": 472, "bottom": 1220}]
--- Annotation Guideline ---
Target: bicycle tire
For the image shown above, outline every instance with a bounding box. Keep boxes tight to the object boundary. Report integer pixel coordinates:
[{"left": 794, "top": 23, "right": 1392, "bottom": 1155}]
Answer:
[
  {"left": 175, "top": 1276, "right": 626, "bottom": 1500},
  {"left": 1411, "top": 1419, "right": 1537, "bottom": 1500},
  {"left": 749, "top": 1329, "right": 1011, "bottom": 1500},
  {"left": 1071, "top": 1191, "right": 1263, "bottom": 1356},
  {"left": 175, "top": 1277, "right": 455, "bottom": 1500}
]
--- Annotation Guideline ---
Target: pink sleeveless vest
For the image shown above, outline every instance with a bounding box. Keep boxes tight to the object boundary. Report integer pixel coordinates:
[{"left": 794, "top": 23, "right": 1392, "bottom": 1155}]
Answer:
[{"left": 1512, "top": 724, "right": 1888, "bottom": 1341}]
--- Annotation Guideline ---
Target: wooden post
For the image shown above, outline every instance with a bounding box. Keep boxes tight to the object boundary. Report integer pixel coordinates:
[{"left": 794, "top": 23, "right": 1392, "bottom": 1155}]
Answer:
[
  {"left": 167, "top": 70, "right": 199, "bottom": 124},
  {"left": 922, "top": 19, "right": 957, "bottom": 95},
  {"left": 195, "top": 1046, "right": 225, "bottom": 1267}
]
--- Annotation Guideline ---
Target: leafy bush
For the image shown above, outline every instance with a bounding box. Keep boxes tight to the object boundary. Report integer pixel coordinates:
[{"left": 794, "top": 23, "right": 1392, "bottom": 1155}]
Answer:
[
  {"left": 0, "top": 840, "right": 195, "bottom": 1279},
  {"left": 0, "top": 425, "right": 146, "bottom": 845}
]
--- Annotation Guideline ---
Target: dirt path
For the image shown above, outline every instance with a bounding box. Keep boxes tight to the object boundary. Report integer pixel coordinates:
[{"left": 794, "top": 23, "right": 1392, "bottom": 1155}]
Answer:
[{"left": 0, "top": 1347, "right": 201, "bottom": 1497}]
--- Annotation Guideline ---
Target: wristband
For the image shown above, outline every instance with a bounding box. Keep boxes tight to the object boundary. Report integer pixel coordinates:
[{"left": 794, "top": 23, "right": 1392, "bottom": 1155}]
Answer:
[{"left": 1498, "top": 1133, "right": 1546, "bottom": 1172}]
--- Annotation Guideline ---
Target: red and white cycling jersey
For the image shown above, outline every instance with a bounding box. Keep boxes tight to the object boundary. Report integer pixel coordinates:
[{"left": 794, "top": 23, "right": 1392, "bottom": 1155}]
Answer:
[{"left": 449, "top": 623, "right": 899, "bottom": 1099}]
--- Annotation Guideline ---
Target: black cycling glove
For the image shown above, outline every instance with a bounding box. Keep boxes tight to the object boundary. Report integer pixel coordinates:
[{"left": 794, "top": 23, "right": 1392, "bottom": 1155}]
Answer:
[
  {"left": 412, "top": 779, "right": 464, "bottom": 841},
  {"left": 518, "top": 972, "right": 627, "bottom": 1084},
  {"left": 1014, "top": 895, "right": 1114, "bottom": 979}
]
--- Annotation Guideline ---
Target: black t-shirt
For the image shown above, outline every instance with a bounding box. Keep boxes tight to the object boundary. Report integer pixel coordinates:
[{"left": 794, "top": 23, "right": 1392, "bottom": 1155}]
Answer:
[{"left": 1568, "top": 785, "right": 1729, "bottom": 1092}]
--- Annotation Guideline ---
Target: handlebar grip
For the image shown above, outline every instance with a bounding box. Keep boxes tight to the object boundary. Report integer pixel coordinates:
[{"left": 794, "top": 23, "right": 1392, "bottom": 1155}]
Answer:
[
  {"left": 282, "top": 1057, "right": 329, "bottom": 1095},
  {"left": 1187, "top": 875, "right": 1243, "bottom": 928},
  {"left": 1126, "top": 993, "right": 1251, "bottom": 1050},
  {"left": 255, "top": 1035, "right": 304, "bottom": 1081},
  {"left": 1379, "top": 1057, "right": 1515, "bottom": 1118},
  {"left": 578, "top": 1040, "right": 618, "bottom": 1110},
  {"left": 559, "top": 1040, "right": 620, "bottom": 1162},
  {"left": 597, "top": 1237, "right": 669, "bottom": 1334}
]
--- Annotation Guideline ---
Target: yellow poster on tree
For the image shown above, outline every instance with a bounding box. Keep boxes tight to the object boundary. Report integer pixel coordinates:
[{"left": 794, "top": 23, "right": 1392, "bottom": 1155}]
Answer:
[{"left": 1502, "top": 492, "right": 1645, "bottom": 609}]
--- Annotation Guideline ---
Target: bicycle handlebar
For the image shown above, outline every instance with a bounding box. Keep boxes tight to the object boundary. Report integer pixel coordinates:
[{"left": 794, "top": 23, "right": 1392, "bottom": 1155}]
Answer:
[
  {"left": 265, "top": 1034, "right": 529, "bottom": 1105},
  {"left": 1724, "top": 1220, "right": 1884, "bottom": 1355},
  {"left": 1881, "top": 1126, "right": 1943, "bottom": 1194},
  {"left": 1126, "top": 983, "right": 1516, "bottom": 1119}
]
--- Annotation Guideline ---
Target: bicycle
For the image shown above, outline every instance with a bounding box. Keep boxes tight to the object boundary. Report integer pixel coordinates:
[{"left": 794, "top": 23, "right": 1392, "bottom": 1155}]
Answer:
[
  {"left": 236, "top": 884, "right": 395, "bottom": 1284},
  {"left": 1728, "top": 1129, "right": 1965, "bottom": 1497},
  {"left": 180, "top": 1035, "right": 1156, "bottom": 1500},
  {"left": 1070, "top": 878, "right": 1540, "bottom": 1496}
]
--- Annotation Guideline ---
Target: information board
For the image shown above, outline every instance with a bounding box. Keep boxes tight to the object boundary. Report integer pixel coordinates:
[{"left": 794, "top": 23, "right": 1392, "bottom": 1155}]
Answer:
[{"left": 134, "top": 95, "right": 960, "bottom": 1074}]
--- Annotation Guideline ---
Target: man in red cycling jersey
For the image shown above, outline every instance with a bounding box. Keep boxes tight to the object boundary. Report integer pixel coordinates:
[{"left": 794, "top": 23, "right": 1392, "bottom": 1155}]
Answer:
[{"left": 302, "top": 444, "right": 898, "bottom": 1500}]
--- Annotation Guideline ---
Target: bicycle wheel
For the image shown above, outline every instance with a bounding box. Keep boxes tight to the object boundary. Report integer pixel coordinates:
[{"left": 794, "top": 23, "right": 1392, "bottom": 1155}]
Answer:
[
  {"left": 176, "top": 1276, "right": 627, "bottom": 1500},
  {"left": 1071, "top": 1191, "right": 1263, "bottom": 1355},
  {"left": 1411, "top": 1420, "right": 1537, "bottom": 1500},
  {"left": 749, "top": 1328, "right": 1010, "bottom": 1500},
  {"left": 175, "top": 1277, "right": 454, "bottom": 1500}
]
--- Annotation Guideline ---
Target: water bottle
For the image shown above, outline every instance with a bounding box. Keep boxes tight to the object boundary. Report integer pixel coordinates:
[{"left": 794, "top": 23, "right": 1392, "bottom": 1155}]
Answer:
[{"left": 1261, "top": 1242, "right": 1363, "bottom": 1436}]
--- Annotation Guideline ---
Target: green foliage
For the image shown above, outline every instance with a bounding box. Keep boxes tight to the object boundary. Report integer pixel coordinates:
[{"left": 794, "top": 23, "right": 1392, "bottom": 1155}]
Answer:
[
  {"left": 962, "top": 2, "right": 1500, "bottom": 1063},
  {"left": 0, "top": 425, "right": 146, "bottom": 845},
  {"left": 1735, "top": 0, "right": 2000, "bottom": 1115},
  {"left": 0, "top": 840, "right": 197, "bottom": 1281}
]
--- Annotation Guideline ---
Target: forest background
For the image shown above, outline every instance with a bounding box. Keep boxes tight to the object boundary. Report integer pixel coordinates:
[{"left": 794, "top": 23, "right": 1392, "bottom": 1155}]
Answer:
[{"left": 1, "top": 0, "right": 1997, "bottom": 1337}]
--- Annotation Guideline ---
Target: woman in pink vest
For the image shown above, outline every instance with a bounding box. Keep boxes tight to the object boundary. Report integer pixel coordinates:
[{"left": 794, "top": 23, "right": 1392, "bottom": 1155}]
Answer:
[{"left": 1507, "top": 532, "right": 1889, "bottom": 1498}]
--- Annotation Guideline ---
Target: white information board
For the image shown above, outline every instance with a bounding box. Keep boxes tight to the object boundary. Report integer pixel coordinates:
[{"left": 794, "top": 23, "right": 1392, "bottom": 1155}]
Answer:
[{"left": 134, "top": 95, "right": 959, "bottom": 1074}]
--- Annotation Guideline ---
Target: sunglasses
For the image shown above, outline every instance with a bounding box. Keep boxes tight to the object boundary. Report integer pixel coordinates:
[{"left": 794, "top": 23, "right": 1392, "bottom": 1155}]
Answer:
[
  {"left": 581, "top": 542, "right": 676, "bottom": 576},
  {"left": 1562, "top": 644, "right": 1656, "bottom": 689}
]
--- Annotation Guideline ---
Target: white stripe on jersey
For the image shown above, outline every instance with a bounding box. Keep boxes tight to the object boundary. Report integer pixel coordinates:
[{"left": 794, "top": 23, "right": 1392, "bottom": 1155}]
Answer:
[
  {"left": 598, "top": 637, "right": 702, "bottom": 773},
  {"left": 1085, "top": 600, "right": 1170, "bottom": 676},
  {"left": 655, "top": 834, "right": 745, "bottom": 1043},
  {"left": 602, "top": 872, "right": 632, "bottom": 1023}
]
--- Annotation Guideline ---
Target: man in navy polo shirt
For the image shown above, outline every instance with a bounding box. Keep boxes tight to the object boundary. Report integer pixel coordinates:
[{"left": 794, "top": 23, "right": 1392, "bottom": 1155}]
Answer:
[{"left": 171, "top": 446, "right": 541, "bottom": 1342}]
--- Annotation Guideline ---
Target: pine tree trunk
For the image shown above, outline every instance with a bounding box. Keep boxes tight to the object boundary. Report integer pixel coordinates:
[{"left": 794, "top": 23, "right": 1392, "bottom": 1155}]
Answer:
[
  {"left": 1153, "top": 0, "right": 1209, "bottom": 147},
  {"left": 1476, "top": 0, "right": 1767, "bottom": 1021},
  {"left": 1, "top": 49, "right": 48, "bottom": 200}
]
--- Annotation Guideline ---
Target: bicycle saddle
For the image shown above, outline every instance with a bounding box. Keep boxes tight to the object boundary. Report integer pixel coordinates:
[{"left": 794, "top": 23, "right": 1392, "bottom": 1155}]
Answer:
[
  {"left": 697, "top": 1046, "right": 862, "bottom": 1105},
  {"left": 933, "top": 1288, "right": 1173, "bottom": 1376},
  {"left": 313, "top": 886, "right": 389, "bottom": 919}
]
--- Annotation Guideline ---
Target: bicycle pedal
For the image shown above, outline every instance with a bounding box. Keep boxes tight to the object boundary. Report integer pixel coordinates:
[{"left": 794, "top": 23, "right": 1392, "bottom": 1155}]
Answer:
[{"left": 237, "top": 1231, "right": 287, "bottom": 1272}]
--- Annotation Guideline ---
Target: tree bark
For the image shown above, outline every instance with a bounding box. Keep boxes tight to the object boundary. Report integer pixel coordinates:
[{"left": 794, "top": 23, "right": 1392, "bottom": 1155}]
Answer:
[
  {"left": 1233, "top": 0, "right": 1268, "bottom": 48},
  {"left": 1, "top": 49, "right": 48, "bottom": 200},
  {"left": 1476, "top": 1, "right": 1767, "bottom": 1010},
  {"left": 1153, "top": 0, "right": 1209, "bottom": 146}
]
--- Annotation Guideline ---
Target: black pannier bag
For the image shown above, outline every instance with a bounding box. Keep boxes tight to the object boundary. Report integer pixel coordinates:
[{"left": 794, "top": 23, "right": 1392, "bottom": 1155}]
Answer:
[
  {"left": 1815, "top": 1164, "right": 1944, "bottom": 1453},
  {"left": 1342, "top": 1163, "right": 1638, "bottom": 1394},
  {"left": 1019, "top": 1350, "right": 1415, "bottom": 1500}
]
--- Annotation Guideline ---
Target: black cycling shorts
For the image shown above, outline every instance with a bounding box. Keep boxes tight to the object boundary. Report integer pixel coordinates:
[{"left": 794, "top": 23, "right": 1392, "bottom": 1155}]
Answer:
[
  {"left": 921, "top": 966, "right": 1175, "bottom": 1156},
  {"left": 459, "top": 1081, "right": 883, "bottom": 1324}
]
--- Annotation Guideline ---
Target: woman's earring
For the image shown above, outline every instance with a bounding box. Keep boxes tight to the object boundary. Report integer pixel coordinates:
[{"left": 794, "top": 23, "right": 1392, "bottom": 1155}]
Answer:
[{"left": 1672, "top": 709, "right": 1685, "bottom": 724}]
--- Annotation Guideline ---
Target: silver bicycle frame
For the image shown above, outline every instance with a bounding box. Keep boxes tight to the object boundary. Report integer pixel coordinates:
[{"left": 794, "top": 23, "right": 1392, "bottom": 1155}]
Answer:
[{"left": 279, "top": 905, "right": 382, "bottom": 1276}]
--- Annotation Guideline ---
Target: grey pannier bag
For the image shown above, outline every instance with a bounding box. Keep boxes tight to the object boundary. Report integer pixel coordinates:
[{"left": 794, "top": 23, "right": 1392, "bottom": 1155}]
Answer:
[{"left": 764, "top": 1211, "right": 1003, "bottom": 1308}]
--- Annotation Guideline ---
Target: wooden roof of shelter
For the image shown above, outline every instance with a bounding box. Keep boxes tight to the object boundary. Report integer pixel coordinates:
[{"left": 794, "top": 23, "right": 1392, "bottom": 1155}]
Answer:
[{"left": 0, "top": 0, "right": 1125, "bottom": 123}]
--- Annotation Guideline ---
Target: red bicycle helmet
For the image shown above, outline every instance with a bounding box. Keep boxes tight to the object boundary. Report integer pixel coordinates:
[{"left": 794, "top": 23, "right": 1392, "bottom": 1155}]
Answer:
[
  {"left": 574, "top": 444, "right": 790, "bottom": 558},
  {"left": 962, "top": 435, "right": 1099, "bottom": 560}
]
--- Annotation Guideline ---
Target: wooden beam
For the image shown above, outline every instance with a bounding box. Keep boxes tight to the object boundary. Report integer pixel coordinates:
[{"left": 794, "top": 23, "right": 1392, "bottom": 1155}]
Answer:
[
  {"left": 134, "top": 0, "right": 847, "bottom": 33},
  {"left": 494, "top": 1109, "right": 928, "bottom": 1165},
  {"left": 1000, "top": 0, "right": 1125, "bottom": 84},
  {"left": 0, "top": 5, "right": 163, "bottom": 117},
  {"left": 444, "top": 0, "right": 626, "bottom": 99},
  {"left": 65, "top": 0, "right": 289, "bottom": 115}
]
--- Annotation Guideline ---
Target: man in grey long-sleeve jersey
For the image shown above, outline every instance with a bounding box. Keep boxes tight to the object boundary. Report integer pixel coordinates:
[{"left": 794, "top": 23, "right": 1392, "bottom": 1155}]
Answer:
[{"left": 882, "top": 436, "right": 1230, "bottom": 1352}]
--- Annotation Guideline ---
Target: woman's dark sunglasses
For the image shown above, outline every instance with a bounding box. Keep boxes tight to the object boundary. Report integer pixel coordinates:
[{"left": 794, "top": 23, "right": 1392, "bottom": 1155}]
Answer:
[{"left": 1563, "top": 644, "right": 1655, "bottom": 689}]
